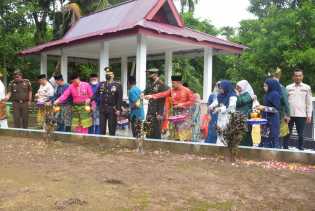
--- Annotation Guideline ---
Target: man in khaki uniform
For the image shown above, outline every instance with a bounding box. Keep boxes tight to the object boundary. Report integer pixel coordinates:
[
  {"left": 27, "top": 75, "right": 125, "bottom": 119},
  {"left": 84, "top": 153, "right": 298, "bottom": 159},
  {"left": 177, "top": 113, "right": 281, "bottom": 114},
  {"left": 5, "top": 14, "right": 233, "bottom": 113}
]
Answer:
[
  {"left": 286, "top": 69, "right": 313, "bottom": 150},
  {"left": 4, "top": 70, "right": 32, "bottom": 128}
]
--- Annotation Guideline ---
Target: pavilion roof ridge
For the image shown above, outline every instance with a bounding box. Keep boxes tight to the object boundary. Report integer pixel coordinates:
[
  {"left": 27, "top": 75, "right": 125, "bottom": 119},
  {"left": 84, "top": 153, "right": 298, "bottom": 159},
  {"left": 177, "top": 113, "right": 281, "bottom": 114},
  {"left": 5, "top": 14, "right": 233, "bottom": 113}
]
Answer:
[{"left": 184, "top": 26, "right": 247, "bottom": 49}]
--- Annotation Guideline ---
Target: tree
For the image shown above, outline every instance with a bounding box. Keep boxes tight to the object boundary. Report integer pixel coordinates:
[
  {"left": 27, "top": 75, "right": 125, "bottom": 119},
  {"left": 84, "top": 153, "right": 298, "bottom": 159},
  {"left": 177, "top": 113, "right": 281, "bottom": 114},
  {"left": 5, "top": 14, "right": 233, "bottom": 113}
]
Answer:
[
  {"left": 177, "top": 0, "right": 199, "bottom": 14},
  {"left": 225, "top": 0, "right": 315, "bottom": 97}
]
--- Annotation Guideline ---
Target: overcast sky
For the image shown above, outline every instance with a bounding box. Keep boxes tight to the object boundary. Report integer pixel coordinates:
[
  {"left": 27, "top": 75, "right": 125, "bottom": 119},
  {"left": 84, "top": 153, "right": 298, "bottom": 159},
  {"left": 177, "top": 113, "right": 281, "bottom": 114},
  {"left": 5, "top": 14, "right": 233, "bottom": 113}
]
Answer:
[{"left": 176, "top": 0, "right": 256, "bottom": 28}]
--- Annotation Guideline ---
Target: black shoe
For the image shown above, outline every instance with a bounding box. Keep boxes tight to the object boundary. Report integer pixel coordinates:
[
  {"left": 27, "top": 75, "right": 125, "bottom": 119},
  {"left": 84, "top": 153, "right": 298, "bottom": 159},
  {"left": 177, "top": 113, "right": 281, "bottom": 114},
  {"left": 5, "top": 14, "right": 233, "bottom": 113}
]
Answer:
[{"left": 298, "top": 147, "right": 304, "bottom": 151}]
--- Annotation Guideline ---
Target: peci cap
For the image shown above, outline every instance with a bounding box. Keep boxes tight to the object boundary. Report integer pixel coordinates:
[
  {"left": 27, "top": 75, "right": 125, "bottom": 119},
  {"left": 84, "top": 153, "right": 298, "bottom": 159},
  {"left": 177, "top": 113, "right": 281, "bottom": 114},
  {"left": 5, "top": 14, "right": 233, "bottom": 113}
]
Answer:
[
  {"left": 171, "top": 75, "right": 182, "bottom": 82},
  {"left": 128, "top": 76, "right": 136, "bottom": 85},
  {"left": 69, "top": 72, "right": 80, "bottom": 81},
  {"left": 54, "top": 74, "right": 64, "bottom": 81},
  {"left": 89, "top": 73, "right": 98, "bottom": 78},
  {"left": 38, "top": 74, "right": 47, "bottom": 80}
]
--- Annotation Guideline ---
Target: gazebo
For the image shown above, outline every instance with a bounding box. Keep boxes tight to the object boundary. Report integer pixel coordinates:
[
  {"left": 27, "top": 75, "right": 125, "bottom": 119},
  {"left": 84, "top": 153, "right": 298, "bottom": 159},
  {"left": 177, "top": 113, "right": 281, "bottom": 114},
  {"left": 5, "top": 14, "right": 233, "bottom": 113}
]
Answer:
[{"left": 20, "top": 0, "right": 246, "bottom": 101}]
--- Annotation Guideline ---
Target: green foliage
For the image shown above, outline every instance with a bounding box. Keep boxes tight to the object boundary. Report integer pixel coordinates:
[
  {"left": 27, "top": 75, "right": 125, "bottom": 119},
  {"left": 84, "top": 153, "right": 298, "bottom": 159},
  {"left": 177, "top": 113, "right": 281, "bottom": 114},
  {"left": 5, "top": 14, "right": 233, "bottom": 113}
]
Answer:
[
  {"left": 229, "top": 0, "right": 315, "bottom": 97},
  {"left": 78, "top": 63, "right": 97, "bottom": 81},
  {"left": 176, "top": 0, "right": 199, "bottom": 14}
]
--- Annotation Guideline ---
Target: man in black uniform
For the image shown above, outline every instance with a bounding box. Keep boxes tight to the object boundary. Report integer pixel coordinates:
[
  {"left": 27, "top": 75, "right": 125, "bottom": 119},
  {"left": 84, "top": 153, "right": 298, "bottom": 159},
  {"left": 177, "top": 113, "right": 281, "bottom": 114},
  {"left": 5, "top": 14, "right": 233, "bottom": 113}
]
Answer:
[
  {"left": 144, "top": 68, "right": 169, "bottom": 139},
  {"left": 94, "top": 67, "right": 122, "bottom": 136},
  {"left": 5, "top": 70, "right": 32, "bottom": 128}
]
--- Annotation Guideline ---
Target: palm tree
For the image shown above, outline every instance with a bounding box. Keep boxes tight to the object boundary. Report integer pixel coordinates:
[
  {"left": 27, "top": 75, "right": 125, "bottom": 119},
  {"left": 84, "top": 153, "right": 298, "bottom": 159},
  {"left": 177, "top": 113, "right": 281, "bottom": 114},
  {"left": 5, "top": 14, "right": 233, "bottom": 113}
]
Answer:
[{"left": 178, "top": 0, "right": 199, "bottom": 14}]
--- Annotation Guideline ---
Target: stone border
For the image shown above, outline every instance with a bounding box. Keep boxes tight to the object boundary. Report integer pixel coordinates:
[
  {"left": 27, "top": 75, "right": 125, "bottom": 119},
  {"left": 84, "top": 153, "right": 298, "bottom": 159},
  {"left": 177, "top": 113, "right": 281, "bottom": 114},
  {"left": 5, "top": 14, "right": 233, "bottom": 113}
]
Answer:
[{"left": 1, "top": 128, "right": 315, "bottom": 165}]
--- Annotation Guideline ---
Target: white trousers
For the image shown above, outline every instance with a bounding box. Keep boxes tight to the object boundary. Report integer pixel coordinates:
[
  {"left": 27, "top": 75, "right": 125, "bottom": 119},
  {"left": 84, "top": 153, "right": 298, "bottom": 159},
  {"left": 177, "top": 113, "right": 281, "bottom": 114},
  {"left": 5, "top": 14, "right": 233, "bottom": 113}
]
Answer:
[{"left": 0, "top": 119, "right": 8, "bottom": 128}]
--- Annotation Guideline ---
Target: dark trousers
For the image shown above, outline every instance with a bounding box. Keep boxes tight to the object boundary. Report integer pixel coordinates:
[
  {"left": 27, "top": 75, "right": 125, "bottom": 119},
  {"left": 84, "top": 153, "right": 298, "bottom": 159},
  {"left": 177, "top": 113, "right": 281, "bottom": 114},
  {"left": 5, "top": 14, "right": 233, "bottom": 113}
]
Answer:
[
  {"left": 56, "top": 123, "right": 71, "bottom": 133},
  {"left": 89, "top": 125, "right": 100, "bottom": 135},
  {"left": 100, "top": 108, "right": 117, "bottom": 136},
  {"left": 289, "top": 117, "right": 306, "bottom": 150},
  {"left": 131, "top": 117, "right": 141, "bottom": 138},
  {"left": 146, "top": 114, "right": 161, "bottom": 139},
  {"left": 12, "top": 102, "right": 29, "bottom": 129}
]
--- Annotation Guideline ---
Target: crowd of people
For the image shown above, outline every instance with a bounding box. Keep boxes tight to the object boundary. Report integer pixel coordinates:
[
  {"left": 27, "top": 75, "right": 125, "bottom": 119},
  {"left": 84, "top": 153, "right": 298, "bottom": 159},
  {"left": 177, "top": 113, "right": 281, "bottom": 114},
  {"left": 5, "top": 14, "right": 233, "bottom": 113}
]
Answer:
[{"left": 0, "top": 67, "right": 312, "bottom": 150}]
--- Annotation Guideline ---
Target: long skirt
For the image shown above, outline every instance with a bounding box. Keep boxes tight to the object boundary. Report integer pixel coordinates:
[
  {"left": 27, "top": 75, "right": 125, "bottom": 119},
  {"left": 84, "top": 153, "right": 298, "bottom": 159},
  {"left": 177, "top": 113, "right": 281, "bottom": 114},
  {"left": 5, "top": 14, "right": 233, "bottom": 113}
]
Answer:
[
  {"left": 169, "top": 108, "right": 193, "bottom": 141},
  {"left": 55, "top": 105, "right": 72, "bottom": 132},
  {"left": 191, "top": 104, "right": 201, "bottom": 142},
  {"left": 206, "top": 112, "right": 218, "bottom": 143},
  {"left": 261, "top": 112, "right": 280, "bottom": 148},
  {"left": 72, "top": 105, "right": 92, "bottom": 134}
]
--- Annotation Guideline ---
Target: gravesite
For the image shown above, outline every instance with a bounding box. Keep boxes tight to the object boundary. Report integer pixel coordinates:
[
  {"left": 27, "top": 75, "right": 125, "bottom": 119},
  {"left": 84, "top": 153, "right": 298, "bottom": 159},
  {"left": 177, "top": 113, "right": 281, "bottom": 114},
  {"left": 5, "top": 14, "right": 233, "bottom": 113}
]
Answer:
[{"left": 1, "top": 0, "right": 315, "bottom": 210}]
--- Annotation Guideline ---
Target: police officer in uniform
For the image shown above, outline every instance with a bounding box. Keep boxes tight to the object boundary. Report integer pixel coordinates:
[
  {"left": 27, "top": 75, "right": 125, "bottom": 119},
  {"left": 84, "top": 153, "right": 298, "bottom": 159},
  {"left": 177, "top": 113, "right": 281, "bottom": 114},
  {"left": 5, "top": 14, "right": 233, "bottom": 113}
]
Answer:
[
  {"left": 144, "top": 68, "right": 169, "bottom": 139},
  {"left": 5, "top": 70, "right": 32, "bottom": 128},
  {"left": 94, "top": 67, "right": 122, "bottom": 136}
]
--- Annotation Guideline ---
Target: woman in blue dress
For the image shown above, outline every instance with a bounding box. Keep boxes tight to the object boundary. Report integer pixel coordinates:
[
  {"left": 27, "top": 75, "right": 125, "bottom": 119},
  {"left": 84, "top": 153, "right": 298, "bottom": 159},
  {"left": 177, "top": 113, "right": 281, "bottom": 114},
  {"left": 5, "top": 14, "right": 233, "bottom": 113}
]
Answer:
[
  {"left": 257, "top": 79, "right": 281, "bottom": 148},
  {"left": 206, "top": 82, "right": 219, "bottom": 143}
]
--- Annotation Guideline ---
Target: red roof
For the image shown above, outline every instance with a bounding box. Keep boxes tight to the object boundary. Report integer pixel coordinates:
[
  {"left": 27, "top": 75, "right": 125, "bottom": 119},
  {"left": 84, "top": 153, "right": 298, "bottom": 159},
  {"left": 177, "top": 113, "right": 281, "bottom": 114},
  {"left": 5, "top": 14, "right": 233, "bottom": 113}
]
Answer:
[{"left": 19, "top": 0, "right": 246, "bottom": 56}]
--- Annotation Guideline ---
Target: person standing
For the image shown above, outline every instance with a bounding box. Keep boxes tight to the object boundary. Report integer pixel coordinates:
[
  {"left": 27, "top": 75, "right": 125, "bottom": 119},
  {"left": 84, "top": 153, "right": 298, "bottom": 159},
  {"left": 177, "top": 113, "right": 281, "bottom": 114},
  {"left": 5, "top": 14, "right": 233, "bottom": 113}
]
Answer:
[
  {"left": 257, "top": 79, "right": 282, "bottom": 148},
  {"left": 144, "top": 68, "right": 168, "bottom": 139},
  {"left": 286, "top": 69, "right": 313, "bottom": 150},
  {"left": 35, "top": 74, "right": 55, "bottom": 128},
  {"left": 52, "top": 74, "right": 72, "bottom": 132},
  {"left": 272, "top": 68, "right": 290, "bottom": 149},
  {"left": 128, "top": 76, "right": 144, "bottom": 138},
  {"left": 209, "top": 80, "right": 237, "bottom": 145},
  {"left": 206, "top": 82, "right": 220, "bottom": 144},
  {"left": 4, "top": 70, "right": 32, "bottom": 128},
  {"left": 236, "top": 80, "right": 255, "bottom": 146},
  {"left": 145, "top": 75, "right": 195, "bottom": 141},
  {"left": 0, "top": 72, "right": 8, "bottom": 128},
  {"left": 54, "top": 73, "right": 93, "bottom": 134},
  {"left": 89, "top": 74, "right": 100, "bottom": 134},
  {"left": 191, "top": 90, "right": 201, "bottom": 142},
  {"left": 94, "top": 67, "right": 122, "bottom": 136}
]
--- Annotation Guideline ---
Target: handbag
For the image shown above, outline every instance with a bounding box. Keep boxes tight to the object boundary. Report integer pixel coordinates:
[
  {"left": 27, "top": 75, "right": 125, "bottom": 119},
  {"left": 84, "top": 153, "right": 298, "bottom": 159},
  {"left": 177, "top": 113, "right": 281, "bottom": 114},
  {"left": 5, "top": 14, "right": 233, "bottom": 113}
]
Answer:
[{"left": 280, "top": 119, "right": 289, "bottom": 137}]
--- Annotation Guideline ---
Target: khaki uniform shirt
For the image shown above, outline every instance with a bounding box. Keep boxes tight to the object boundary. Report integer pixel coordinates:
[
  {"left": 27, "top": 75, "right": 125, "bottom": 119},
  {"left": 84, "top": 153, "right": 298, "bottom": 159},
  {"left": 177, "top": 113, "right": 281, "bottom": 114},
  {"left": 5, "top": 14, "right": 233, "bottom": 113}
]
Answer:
[
  {"left": 8, "top": 79, "right": 32, "bottom": 102},
  {"left": 286, "top": 82, "right": 312, "bottom": 118}
]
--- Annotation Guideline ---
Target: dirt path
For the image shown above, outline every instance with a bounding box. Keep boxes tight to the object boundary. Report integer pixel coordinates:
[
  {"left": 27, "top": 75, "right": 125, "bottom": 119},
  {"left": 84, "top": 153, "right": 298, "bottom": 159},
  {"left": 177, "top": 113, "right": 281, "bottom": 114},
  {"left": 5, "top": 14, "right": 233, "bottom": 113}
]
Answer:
[{"left": 0, "top": 136, "right": 315, "bottom": 211}]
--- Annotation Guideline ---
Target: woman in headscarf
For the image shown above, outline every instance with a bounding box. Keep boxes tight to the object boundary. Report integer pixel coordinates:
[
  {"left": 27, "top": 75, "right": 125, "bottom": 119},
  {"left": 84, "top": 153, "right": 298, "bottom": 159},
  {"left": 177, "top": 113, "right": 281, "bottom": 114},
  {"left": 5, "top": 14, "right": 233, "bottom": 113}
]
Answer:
[
  {"left": 209, "top": 80, "right": 237, "bottom": 145},
  {"left": 256, "top": 79, "right": 281, "bottom": 148},
  {"left": 236, "top": 80, "right": 255, "bottom": 146},
  {"left": 206, "top": 81, "right": 220, "bottom": 143}
]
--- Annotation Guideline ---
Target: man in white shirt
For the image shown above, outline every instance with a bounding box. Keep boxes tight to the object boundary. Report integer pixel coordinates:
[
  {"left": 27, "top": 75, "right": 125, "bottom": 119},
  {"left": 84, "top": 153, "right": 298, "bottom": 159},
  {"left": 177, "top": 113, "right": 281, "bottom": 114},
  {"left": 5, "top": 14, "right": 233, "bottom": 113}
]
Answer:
[
  {"left": 0, "top": 73, "right": 8, "bottom": 128},
  {"left": 35, "top": 74, "right": 55, "bottom": 128},
  {"left": 286, "top": 69, "right": 313, "bottom": 150}
]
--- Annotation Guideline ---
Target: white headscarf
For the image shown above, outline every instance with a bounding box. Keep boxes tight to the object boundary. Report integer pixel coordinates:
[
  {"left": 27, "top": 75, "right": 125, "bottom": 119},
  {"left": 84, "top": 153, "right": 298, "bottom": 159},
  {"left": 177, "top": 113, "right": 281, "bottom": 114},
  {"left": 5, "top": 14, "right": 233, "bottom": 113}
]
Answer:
[
  {"left": 0, "top": 80, "right": 5, "bottom": 100},
  {"left": 236, "top": 80, "right": 255, "bottom": 99}
]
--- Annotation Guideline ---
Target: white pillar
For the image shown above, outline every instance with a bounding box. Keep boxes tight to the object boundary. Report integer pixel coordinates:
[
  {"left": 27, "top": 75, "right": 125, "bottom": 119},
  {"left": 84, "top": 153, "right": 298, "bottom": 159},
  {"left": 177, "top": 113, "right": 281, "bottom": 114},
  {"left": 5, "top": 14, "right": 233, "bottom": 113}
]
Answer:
[
  {"left": 99, "top": 41, "right": 110, "bottom": 81},
  {"left": 165, "top": 50, "right": 173, "bottom": 86},
  {"left": 136, "top": 34, "right": 147, "bottom": 90},
  {"left": 60, "top": 54, "right": 68, "bottom": 83},
  {"left": 203, "top": 48, "right": 213, "bottom": 102},
  {"left": 40, "top": 53, "right": 47, "bottom": 75},
  {"left": 121, "top": 56, "right": 128, "bottom": 99}
]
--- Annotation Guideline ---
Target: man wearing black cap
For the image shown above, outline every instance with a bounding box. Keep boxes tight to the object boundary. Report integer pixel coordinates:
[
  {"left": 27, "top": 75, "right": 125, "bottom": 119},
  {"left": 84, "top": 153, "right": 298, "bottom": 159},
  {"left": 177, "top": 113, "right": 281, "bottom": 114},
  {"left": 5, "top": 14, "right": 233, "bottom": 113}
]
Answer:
[
  {"left": 35, "top": 74, "right": 55, "bottom": 128},
  {"left": 144, "top": 68, "right": 168, "bottom": 139},
  {"left": 145, "top": 75, "right": 195, "bottom": 141},
  {"left": 94, "top": 67, "right": 122, "bottom": 136},
  {"left": 4, "top": 70, "right": 32, "bottom": 128}
]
